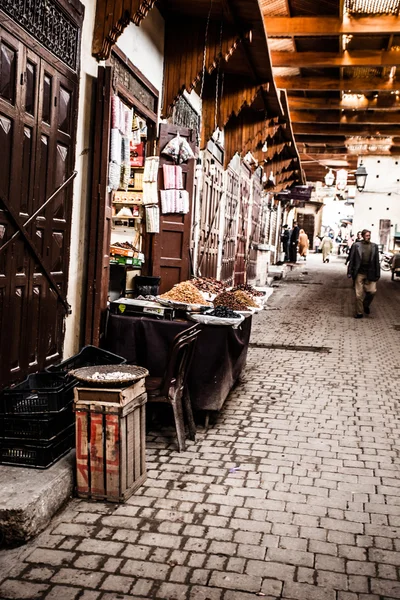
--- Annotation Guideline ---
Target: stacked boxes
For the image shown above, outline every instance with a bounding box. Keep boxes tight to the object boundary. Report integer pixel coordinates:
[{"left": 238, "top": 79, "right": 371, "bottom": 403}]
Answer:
[
  {"left": 0, "top": 374, "right": 75, "bottom": 468},
  {"left": 0, "top": 346, "right": 127, "bottom": 469}
]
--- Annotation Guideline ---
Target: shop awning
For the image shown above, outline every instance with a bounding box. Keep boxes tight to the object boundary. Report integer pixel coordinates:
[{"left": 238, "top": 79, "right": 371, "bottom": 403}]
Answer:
[{"left": 92, "top": 0, "right": 158, "bottom": 60}]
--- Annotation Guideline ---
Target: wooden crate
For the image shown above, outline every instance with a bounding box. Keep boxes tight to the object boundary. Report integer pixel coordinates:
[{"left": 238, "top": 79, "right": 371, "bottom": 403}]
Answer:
[
  {"left": 73, "top": 379, "right": 145, "bottom": 407},
  {"left": 74, "top": 389, "right": 146, "bottom": 502}
]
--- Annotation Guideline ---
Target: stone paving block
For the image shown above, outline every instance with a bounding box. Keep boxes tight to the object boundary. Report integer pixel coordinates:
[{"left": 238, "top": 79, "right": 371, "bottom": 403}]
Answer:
[
  {"left": 100, "top": 574, "right": 135, "bottom": 593},
  {"left": 101, "top": 557, "right": 123, "bottom": 573},
  {"left": 266, "top": 547, "right": 314, "bottom": 567},
  {"left": 24, "top": 567, "right": 55, "bottom": 582},
  {"left": 0, "top": 580, "right": 49, "bottom": 599},
  {"left": 208, "top": 571, "right": 261, "bottom": 592},
  {"left": 25, "top": 548, "right": 75, "bottom": 567},
  {"left": 43, "top": 586, "right": 81, "bottom": 600},
  {"left": 120, "top": 559, "right": 170, "bottom": 580},
  {"left": 74, "top": 554, "right": 104, "bottom": 570},
  {"left": 75, "top": 539, "right": 124, "bottom": 556},
  {"left": 246, "top": 561, "right": 296, "bottom": 581},
  {"left": 139, "top": 532, "right": 183, "bottom": 549},
  {"left": 51, "top": 569, "right": 105, "bottom": 589},
  {"left": 283, "top": 581, "right": 336, "bottom": 600},
  {"left": 189, "top": 586, "right": 222, "bottom": 600},
  {"left": 154, "top": 581, "right": 189, "bottom": 599},
  {"left": 129, "top": 578, "right": 154, "bottom": 596}
]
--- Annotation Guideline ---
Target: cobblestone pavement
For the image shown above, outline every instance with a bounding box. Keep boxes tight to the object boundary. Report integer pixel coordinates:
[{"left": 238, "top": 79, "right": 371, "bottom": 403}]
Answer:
[{"left": 1, "top": 254, "right": 400, "bottom": 600}]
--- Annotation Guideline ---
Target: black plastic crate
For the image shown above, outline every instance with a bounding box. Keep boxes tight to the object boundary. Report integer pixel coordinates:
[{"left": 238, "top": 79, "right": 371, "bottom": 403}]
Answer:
[
  {"left": 1, "top": 403, "right": 73, "bottom": 440},
  {"left": 1, "top": 374, "right": 75, "bottom": 414},
  {"left": 46, "top": 345, "right": 126, "bottom": 375},
  {"left": 0, "top": 424, "right": 75, "bottom": 469}
]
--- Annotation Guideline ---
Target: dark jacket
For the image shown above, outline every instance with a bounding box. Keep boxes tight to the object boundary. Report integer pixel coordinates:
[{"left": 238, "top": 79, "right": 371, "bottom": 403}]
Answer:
[
  {"left": 347, "top": 241, "right": 380, "bottom": 282},
  {"left": 289, "top": 226, "right": 300, "bottom": 245}
]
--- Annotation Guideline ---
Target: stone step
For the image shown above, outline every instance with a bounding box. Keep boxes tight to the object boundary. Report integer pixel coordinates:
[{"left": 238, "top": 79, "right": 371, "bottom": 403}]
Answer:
[{"left": 0, "top": 451, "right": 74, "bottom": 547}]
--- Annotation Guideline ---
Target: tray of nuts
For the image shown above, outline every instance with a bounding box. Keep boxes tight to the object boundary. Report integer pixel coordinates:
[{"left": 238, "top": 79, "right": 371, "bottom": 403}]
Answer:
[{"left": 188, "top": 307, "right": 245, "bottom": 328}]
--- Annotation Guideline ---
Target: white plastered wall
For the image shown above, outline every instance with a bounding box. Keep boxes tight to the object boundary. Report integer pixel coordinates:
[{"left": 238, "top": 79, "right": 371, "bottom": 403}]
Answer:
[
  {"left": 63, "top": 7, "right": 165, "bottom": 358},
  {"left": 116, "top": 11, "right": 165, "bottom": 99},
  {"left": 352, "top": 155, "right": 400, "bottom": 249},
  {"left": 63, "top": 0, "right": 98, "bottom": 357}
]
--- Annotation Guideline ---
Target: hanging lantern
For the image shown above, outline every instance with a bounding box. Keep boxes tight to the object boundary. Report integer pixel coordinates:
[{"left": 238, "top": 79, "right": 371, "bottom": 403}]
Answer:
[
  {"left": 354, "top": 160, "right": 368, "bottom": 192},
  {"left": 324, "top": 169, "right": 335, "bottom": 187},
  {"left": 262, "top": 141, "right": 268, "bottom": 153},
  {"left": 210, "top": 158, "right": 216, "bottom": 177},
  {"left": 336, "top": 169, "right": 348, "bottom": 191},
  {"left": 262, "top": 171, "right": 268, "bottom": 183}
]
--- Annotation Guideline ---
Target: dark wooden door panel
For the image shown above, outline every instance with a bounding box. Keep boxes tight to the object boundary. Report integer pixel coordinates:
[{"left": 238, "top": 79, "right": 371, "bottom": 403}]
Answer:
[
  {"left": 154, "top": 123, "right": 195, "bottom": 294},
  {"left": 0, "top": 22, "right": 78, "bottom": 389},
  {"left": 85, "top": 66, "right": 112, "bottom": 346},
  {"left": 221, "top": 165, "right": 239, "bottom": 285},
  {"left": 247, "top": 171, "right": 263, "bottom": 282},
  {"left": 197, "top": 150, "right": 223, "bottom": 279},
  {"left": 234, "top": 162, "right": 251, "bottom": 285}
]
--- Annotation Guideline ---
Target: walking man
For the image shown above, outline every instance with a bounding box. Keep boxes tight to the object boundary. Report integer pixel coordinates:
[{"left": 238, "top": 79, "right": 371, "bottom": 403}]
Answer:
[
  {"left": 347, "top": 229, "right": 380, "bottom": 319},
  {"left": 281, "top": 224, "right": 290, "bottom": 262},
  {"left": 289, "top": 221, "right": 300, "bottom": 263}
]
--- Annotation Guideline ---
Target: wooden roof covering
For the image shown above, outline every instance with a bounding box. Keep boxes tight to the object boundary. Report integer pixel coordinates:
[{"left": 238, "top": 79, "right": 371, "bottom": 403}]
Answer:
[
  {"left": 91, "top": 0, "right": 304, "bottom": 189},
  {"left": 159, "top": 0, "right": 303, "bottom": 185},
  {"left": 262, "top": 0, "right": 400, "bottom": 182}
]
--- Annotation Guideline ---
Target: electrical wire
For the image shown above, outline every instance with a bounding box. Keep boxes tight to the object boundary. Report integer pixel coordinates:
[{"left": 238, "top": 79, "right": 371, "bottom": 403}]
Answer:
[{"left": 199, "top": 0, "right": 213, "bottom": 101}]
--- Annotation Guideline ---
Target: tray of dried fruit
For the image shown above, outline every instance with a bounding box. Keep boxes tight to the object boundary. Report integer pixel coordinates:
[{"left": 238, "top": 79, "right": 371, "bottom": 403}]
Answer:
[
  {"left": 69, "top": 365, "right": 149, "bottom": 386},
  {"left": 188, "top": 307, "right": 245, "bottom": 328},
  {"left": 157, "top": 281, "right": 212, "bottom": 313}
]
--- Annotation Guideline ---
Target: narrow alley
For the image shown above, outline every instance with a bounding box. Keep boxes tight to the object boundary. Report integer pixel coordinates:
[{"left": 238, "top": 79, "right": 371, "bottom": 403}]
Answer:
[{"left": 1, "top": 255, "right": 400, "bottom": 600}]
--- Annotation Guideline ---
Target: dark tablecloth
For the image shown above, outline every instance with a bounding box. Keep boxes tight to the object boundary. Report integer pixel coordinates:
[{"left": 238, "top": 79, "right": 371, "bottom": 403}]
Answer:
[{"left": 104, "top": 313, "right": 252, "bottom": 411}]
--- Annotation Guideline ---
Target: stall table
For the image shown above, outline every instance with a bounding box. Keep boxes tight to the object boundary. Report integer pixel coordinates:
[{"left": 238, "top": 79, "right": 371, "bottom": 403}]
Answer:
[{"left": 104, "top": 313, "right": 252, "bottom": 412}]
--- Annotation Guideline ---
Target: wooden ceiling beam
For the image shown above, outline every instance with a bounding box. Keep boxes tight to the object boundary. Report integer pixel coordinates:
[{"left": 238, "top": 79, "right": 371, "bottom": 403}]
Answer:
[
  {"left": 272, "top": 50, "right": 400, "bottom": 68},
  {"left": 295, "top": 136, "right": 350, "bottom": 145},
  {"left": 290, "top": 110, "right": 400, "bottom": 124},
  {"left": 287, "top": 97, "right": 400, "bottom": 111},
  {"left": 276, "top": 76, "right": 400, "bottom": 91},
  {"left": 293, "top": 123, "right": 400, "bottom": 135},
  {"left": 264, "top": 15, "right": 400, "bottom": 36},
  {"left": 299, "top": 151, "right": 351, "bottom": 158}
]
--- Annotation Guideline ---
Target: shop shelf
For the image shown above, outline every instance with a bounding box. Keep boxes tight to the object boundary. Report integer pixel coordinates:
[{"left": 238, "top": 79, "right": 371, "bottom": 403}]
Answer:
[
  {"left": 1, "top": 374, "right": 75, "bottom": 415},
  {"left": 0, "top": 424, "right": 75, "bottom": 469},
  {"left": 46, "top": 345, "right": 126, "bottom": 375},
  {"left": 1, "top": 403, "right": 73, "bottom": 440}
]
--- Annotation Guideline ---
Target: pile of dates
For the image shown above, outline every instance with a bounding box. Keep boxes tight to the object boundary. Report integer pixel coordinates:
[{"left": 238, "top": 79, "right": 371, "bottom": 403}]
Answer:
[
  {"left": 208, "top": 306, "right": 241, "bottom": 319},
  {"left": 232, "top": 283, "right": 264, "bottom": 297}
]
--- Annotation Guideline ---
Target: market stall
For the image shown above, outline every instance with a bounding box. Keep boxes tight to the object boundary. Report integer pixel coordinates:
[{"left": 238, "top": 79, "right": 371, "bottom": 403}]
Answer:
[
  {"left": 104, "top": 279, "right": 265, "bottom": 413},
  {"left": 104, "top": 313, "right": 252, "bottom": 412}
]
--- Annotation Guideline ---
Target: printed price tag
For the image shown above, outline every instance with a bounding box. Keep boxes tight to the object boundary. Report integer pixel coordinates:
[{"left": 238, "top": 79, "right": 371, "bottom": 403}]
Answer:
[{"left": 143, "top": 307, "right": 164, "bottom": 316}]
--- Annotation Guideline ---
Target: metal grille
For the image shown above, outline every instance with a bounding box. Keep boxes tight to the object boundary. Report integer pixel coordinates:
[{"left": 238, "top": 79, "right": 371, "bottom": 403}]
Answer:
[
  {"left": 0, "top": 0, "right": 78, "bottom": 71},
  {"left": 172, "top": 95, "right": 200, "bottom": 143},
  {"left": 344, "top": 66, "right": 383, "bottom": 78},
  {"left": 268, "top": 38, "right": 296, "bottom": 51},
  {"left": 260, "top": 0, "right": 289, "bottom": 16},
  {"left": 273, "top": 67, "right": 301, "bottom": 77},
  {"left": 110, "top": 54, "right": 157, "bottom": 115},
  {"left": 346, "top": 0, "right": 400, "bottom": 13}
]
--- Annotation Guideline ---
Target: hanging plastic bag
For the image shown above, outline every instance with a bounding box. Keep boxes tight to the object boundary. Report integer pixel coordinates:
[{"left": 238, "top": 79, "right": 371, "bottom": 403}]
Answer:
[
  {"left": 178, "top": 137, "right": 195, "bottom": 164},
  {"left": 161, "top": 133, "right": 181, "bottom": 162}
]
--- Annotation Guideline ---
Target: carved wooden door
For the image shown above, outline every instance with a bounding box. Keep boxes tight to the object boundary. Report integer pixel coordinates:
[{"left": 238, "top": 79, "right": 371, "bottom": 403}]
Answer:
[
  {"left": 0, "top": 22, "right": 79, "bottom": 389},
  {"left": 234, "top": 161, "right": 251, "bottom": 285},
  {"left": 154, "top": 123, "right": 196, "bottom": 293},
  {"left": 221, "top": 165, "right": 239, "bottom": 286},
  {"left": 247, "top": 170, "right": 263, "bottom": 282},
  {"left": 197, "top": 149, "right": 223, "bottom": 278}
]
